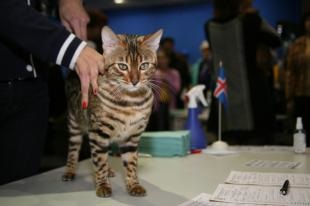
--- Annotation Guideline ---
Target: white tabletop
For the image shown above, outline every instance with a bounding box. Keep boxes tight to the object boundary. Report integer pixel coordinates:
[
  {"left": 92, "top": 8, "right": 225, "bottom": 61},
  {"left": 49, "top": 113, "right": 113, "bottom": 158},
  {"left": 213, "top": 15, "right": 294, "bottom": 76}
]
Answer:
[{"left": 0, "top": 147, "right": 309, "bottom": 206}]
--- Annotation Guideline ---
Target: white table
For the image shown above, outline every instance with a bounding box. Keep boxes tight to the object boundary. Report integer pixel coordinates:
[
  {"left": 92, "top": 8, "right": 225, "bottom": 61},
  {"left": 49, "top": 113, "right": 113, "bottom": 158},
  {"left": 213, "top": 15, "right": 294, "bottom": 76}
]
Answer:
[{"left": 0, "top": 147, "right": 309, "bottom": 206}]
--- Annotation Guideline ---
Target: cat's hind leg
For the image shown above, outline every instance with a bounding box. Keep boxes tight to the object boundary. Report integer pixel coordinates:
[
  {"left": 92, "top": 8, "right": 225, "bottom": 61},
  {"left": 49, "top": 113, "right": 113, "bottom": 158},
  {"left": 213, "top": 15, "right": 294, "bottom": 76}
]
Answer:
[
  {"left": 62, "top": 112, "right": 83, "bottom": 181},
  {"left": 88, "top": 131, "right": 112, "bottom": 197},
  {"left": 120, "top": 139, "right": 146, "bottom": 197}
]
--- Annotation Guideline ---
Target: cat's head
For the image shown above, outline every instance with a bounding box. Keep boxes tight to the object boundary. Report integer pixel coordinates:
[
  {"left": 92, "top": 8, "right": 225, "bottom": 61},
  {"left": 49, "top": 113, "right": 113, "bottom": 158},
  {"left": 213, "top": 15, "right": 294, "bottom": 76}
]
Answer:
[{"left": 101, "top": 26, "right": 163, "bottom": 91}]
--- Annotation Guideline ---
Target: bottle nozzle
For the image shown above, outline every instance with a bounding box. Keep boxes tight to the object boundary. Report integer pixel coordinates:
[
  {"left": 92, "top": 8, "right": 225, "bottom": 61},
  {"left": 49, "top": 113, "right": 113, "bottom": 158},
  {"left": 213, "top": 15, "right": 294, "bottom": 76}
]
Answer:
[
  {"left": 296, "top": 117, "right": 303, "bottom": 130},
  {"left": 186, "top": 85, "right": 208, "bottom": 108}
]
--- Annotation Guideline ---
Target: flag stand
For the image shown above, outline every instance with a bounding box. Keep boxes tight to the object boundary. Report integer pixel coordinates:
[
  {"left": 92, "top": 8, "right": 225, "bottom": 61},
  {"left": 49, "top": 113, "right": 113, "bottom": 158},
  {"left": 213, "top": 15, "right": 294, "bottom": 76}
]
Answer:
[
  {"left": 211, "top": 101, "right": 229, "bottom": 150},
  {"left": 211, "top": 62, "right": 229, "bottom": 150}
]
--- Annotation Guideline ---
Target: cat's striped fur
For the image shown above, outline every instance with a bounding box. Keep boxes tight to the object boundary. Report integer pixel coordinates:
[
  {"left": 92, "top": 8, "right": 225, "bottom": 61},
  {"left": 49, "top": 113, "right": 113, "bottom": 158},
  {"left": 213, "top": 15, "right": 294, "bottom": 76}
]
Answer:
[{"left": 62, "top": 26, "right": 163, "bottom": 197}]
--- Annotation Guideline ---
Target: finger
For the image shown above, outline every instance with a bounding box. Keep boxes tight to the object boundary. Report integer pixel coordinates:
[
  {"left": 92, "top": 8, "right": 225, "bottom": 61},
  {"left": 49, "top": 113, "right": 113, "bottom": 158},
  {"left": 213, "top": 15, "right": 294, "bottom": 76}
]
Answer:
[
  {"left": 71, "top": 19, "right": 82, "bottom": 39},
  {"left": 80, "top": 73, "right": 90, "bottom": 109},
  {"left": 62, "top": 20, "right": 73, "bottom": 33},
  {"left": 90, "top": 68, "right": 99, "bottom": 95},
  {"left": 80, "top": 20, "right": 88, "bottom": 41},
  {"left": 98, "top": 60, "right": 105, "bottom": 74}
]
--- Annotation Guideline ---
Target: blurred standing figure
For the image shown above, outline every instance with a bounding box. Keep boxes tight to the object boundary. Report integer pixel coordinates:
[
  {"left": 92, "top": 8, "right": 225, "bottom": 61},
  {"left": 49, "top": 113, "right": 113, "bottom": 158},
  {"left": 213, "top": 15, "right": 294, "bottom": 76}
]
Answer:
[
  {"left": 240, "top": 0, "right": 277, "bottom": 93},
  {"left": 191, "top": 40, "right": 214, "bottom": 91},
  {"left": 285, "top": 12, "right": 310, "bottom": 146},
  {"left": 205, "top": 0, "right": 281, "bottom": 144},
  {"left": 160, "top": 37, "right": 191, "bottom": 108},
  {"left": 147, "top": 50, "right": 181, "bottom": 131}
]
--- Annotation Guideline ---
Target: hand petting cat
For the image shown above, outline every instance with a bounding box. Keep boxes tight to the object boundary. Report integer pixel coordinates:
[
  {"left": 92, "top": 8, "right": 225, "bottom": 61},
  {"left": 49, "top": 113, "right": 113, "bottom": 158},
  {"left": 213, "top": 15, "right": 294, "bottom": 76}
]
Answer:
[
  {"left": 75, "top": 47, "right": 104, "bottom": 109},
  {"left": 59, "top": 0, "right": 105, "bottom": 109}
]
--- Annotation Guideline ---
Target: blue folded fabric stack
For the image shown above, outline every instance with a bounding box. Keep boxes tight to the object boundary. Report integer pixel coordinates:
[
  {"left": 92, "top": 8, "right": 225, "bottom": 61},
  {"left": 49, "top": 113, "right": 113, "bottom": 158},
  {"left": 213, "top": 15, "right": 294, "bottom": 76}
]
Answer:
[{"left": 139, "top": 130, "right": 190, "bottom": 157}]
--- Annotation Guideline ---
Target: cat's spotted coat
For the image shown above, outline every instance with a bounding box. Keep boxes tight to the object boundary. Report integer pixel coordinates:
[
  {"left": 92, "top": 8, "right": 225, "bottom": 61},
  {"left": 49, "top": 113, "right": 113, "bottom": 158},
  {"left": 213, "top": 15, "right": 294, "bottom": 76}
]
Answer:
[{"left": 62, "top": 26, "right": 162, "bottom": 197}]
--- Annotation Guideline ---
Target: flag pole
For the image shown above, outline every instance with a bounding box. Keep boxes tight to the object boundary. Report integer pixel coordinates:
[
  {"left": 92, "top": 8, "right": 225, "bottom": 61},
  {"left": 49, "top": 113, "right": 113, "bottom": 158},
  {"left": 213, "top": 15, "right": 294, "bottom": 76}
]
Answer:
[
  {"left": 218, "top": 60, "right": 222, "bottom": 142},
  {"left": 218, "top": 100, "right": 222, "bottom": 142},
  {"left": 211, "top": 60, "right": 228, "bottom": 150}
]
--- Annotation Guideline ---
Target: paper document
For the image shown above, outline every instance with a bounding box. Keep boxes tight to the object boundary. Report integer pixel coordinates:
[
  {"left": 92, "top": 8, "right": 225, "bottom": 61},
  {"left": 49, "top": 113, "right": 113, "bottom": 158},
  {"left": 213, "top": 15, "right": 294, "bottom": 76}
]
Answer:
[
  {"left": 229, "top": 146, "right": 293, "bottom": 153},
  {"left": 226, "top": 171, "right": 310, "bottom": 187},
  {"left": 178, "top": 193, "right": 212, "bottom": 206},
  {"left": 210, "top": 184, "right": 310, "bottom": 206},
  {"left": 178, "top": 193, "right": 271, "bottom": 206},
  {"left": 203, "top": 146, "right": 296, "bottom": 156},
  {"left": 244, "top": 159, "right": 302, "bottom": 169},
  {"left": 203, "top": 148, "right": 237, "bottom": 156}
]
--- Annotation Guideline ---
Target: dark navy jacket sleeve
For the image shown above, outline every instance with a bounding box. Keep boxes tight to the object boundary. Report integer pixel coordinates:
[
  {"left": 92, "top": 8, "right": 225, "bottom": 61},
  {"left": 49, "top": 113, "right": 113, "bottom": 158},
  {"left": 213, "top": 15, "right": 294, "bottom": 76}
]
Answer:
[{"left": 0, "top": 0, "right": 86, "bottom": 69}]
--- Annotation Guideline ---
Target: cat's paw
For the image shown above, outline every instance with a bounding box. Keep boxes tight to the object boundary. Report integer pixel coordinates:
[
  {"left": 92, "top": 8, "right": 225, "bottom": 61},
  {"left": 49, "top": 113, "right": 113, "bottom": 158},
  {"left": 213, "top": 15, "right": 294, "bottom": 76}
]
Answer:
[
  {"left": 108, "top": 168, "right": 116, "bottom": 177},
  {"left": 62, "top": 172, "right": 75, "bottom": 181},
  {"left": 96, "top": 185, "right": 112, "bottom": 198},
  {"left": 128, "top": 184, "right": 147, "bottom": 197}
]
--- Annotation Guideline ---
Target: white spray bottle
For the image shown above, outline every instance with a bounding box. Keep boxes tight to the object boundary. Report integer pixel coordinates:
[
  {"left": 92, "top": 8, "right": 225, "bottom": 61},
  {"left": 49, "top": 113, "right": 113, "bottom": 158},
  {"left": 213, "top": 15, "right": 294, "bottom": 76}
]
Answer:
[
  {"left": 185, "top": 85, "right": 208, "bottom": 151},
  {"left": 293, "top": 117, "right": 306, "bottom": 153}
]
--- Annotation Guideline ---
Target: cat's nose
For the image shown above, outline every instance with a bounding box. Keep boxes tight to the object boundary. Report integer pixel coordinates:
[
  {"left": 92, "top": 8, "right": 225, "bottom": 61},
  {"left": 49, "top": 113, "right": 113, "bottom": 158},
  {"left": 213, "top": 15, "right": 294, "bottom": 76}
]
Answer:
[{"left": 132, "top": 80, "right": 138, "bottom": 86}]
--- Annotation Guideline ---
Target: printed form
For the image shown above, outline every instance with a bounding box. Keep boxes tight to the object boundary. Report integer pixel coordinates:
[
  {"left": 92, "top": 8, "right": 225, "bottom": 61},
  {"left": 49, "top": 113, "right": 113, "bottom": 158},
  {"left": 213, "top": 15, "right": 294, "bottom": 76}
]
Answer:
[
  {"left": 178, "top": 193, "right": 272, "bottom": 206},
  {"left": 225, "top": 171, "right": 310, "bottom": 187},
  {"left": 244, "top": 159, "right": 302, "bottom": 169},
  {"left": 210, "top": 184, "right": 310, "bottom": 206}
]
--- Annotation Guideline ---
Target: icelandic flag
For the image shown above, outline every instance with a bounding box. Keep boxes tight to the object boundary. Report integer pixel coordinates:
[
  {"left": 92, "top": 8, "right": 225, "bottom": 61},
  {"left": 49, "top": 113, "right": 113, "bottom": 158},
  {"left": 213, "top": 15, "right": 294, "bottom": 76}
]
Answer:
[{"left": 213, "top": 66, "right": 228, "bottom": 109}]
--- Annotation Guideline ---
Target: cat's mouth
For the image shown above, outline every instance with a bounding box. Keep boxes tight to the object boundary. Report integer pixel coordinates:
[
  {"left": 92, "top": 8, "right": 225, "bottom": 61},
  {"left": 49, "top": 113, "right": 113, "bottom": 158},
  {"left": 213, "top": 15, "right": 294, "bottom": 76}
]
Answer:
[{"left": 126, "top": 83, "right": 141, "bottom": 91}]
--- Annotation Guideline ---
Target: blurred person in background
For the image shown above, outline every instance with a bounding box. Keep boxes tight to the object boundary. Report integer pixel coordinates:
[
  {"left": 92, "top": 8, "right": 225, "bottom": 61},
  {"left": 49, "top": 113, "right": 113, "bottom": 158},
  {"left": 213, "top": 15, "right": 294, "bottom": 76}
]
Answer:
[
  {"left": 285, "top": 12, "right": 310, "bottom": 146},
  {"left": 191, "top": 40, "right": 214, "bottom": 91},
  {"left": 205, "top": 0, "right": 281, "bottom": 145},
  {"left": 147, "top": 50, "right": 181, "bottom": 131},
  {"left": 160, "top": 37, "right": 191, "bottom": 108}
]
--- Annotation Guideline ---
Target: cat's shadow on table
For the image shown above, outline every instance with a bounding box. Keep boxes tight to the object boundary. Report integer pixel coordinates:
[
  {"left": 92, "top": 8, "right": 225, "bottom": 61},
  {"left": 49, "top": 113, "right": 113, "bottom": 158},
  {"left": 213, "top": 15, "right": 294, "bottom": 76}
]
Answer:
[{"left": 0, "top": 162, "right": 188, "bottom": 206}]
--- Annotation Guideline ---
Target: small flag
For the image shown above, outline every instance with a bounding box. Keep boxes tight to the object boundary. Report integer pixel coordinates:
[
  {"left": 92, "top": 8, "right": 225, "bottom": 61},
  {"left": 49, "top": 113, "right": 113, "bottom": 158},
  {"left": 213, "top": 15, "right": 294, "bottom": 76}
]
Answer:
[{"left": 214, "top": 64, "right": 228, "bottom": 108}]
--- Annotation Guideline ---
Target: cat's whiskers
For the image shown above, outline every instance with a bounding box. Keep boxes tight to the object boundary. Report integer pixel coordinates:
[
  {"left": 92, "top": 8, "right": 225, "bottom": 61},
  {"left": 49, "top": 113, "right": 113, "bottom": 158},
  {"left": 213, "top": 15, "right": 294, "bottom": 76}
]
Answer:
[
  {"left": 147, "top": 79, "right": 171, "bottom": 103},
  {"left": 146, "top": 81, "right": 164, "bottom": 108},
  {"left": 149, "top": 78, "right": 177, "bottom": 94}
]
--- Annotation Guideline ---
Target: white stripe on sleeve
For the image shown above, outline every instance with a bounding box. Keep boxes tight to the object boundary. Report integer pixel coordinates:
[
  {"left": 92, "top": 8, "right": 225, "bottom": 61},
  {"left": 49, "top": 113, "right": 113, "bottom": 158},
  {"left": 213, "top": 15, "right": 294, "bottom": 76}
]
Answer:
[
  {"left": 56, "top": 34, "right": 75, "bottom": 65},
  {"left": 69, "top": 41, "right": 87, "bottom": 70}
]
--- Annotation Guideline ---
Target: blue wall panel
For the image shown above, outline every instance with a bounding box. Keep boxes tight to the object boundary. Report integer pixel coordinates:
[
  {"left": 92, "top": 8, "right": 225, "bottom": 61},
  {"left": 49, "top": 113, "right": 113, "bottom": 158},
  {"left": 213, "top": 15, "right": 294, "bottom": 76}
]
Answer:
[{"left": 105, "top": 0, "right": 301, "bottom": 64}]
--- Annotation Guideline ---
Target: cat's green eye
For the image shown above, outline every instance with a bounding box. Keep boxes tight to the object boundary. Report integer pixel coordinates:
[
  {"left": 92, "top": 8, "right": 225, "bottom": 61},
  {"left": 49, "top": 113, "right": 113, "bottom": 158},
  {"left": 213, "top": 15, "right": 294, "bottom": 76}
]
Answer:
[
  {"left": 118, "top": 63, "right": 128, "bottom": 71},
  {"left": 140, "top": 62, "right": 150, "bottom": 70}
]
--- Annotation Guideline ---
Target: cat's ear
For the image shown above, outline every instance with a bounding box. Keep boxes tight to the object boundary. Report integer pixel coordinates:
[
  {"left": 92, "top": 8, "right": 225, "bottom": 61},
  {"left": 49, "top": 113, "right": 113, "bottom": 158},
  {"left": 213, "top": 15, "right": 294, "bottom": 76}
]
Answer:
[
  {"left": 101, "top": 26, "right": 120, "bottom": 54},
  {"left": 142, "top": 29, "right": 163, "bottom": 51}
]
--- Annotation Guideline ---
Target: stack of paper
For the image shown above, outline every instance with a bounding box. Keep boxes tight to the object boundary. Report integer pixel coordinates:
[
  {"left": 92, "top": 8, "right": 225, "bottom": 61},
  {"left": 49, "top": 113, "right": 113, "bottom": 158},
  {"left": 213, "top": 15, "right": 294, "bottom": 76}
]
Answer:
[
  {"left": 211, "top": 184, "right": 310, "bottom": 206},
  {"left": 139, "top": 130, "right": 190, "bottom": 157},
  {"left": 209, "top": 171, "right": 310, "bottom": 206},
  {"left": 179, "top": 193, "right": 273, "bottom": 206},
  {"left": 225, "top": 171, "right": 310, "bottom": 187},
  {"left": 180, "top": 171, "right": 310, "bottom": 206}
]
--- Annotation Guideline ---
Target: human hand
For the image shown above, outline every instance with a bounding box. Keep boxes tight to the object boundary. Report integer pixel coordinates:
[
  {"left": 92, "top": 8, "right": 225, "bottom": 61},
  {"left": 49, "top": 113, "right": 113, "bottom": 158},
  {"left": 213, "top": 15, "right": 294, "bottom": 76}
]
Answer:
[
  {"left": 75, "top": 46, "right": 104, "bottom": 109},
  {"left": 59, "top": 0, "right": 89, "bottom": 40}
]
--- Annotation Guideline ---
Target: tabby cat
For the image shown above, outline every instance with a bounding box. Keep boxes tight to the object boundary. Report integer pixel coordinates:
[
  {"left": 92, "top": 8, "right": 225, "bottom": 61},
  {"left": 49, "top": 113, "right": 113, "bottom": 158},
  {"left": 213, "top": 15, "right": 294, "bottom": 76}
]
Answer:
[{"left": 62, "top": 26, "right": 163, "bottom": 197}]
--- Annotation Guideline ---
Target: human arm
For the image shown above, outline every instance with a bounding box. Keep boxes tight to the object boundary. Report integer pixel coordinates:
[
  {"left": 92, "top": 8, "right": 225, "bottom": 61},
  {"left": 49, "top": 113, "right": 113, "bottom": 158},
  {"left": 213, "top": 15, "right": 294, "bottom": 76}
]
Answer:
[
  {"left": 0, "top": 0, "right": 103, "bottom": 107},
  {"left": 0, "top": 0, "right": 84, "bottom": 68},
  {"left": 58, "top": 0, "right": 89, "bottom": 40}
]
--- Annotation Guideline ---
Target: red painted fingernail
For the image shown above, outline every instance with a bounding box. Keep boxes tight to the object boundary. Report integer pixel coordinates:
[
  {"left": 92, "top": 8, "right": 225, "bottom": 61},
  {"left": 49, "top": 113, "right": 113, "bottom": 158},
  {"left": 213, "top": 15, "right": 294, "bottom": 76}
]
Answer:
[
  {"left": 82, "top": 101, "right": 87, "bottom": 109},
  {"left": 94, "top": 89, "right": 97, "bottom": 96}
]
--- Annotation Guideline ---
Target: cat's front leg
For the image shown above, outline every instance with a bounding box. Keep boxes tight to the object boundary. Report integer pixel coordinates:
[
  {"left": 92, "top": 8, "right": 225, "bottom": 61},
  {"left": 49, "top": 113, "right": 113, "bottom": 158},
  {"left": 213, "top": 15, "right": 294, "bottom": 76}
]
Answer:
[
  {"left": 120, "top": 142, "right": 146, "bottom": 197},
  {"left": 88, "top": 132, "right": 112, "bottom": 198}
]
